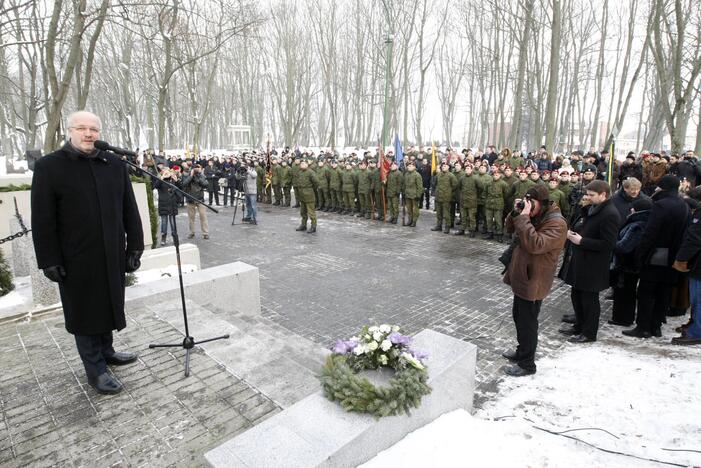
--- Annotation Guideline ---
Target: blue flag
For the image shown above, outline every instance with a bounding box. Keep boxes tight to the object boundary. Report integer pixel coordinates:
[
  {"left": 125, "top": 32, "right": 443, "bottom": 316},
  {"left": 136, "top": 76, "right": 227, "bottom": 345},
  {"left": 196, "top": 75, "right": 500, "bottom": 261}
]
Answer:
[{"left": 394, "top": 134, "right": 404, "bottom": 168}]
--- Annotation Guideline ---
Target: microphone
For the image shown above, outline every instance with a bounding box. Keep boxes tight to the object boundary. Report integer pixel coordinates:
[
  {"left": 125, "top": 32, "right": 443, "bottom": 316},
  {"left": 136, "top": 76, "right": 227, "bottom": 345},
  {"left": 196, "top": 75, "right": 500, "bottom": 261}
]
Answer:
[{"left": 94, "top": 140, "right": 137, "bottom": 158}]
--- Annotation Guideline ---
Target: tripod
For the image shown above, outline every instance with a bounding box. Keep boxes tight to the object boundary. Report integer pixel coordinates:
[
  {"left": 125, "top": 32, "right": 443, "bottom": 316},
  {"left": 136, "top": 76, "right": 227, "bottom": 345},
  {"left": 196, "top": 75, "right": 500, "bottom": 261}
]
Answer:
[
  {"left": 120, "top": 159, "right": 230, "bottom": 377},
  {"left": 231, "top": 171, "right": 249, "bottom": 225}
]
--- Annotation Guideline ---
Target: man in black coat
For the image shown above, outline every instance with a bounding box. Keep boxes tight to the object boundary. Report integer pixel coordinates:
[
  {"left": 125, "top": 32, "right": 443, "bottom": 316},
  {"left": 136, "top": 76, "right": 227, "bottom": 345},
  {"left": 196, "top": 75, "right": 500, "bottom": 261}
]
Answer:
[
  {"left": 560, "top": 180, "right": 620, "bottom": 342},
  {"left": 31, "top": 111, "right": 144, "bottom": 394},
  {"left": 418, "top": 159, "right": 432, "bottom": 209},
  {"left": 611, "top": 177, "right": 649, "bottom": 228},
  {"left": 624, "top": 175, "right": 689, "bottom": 338}
]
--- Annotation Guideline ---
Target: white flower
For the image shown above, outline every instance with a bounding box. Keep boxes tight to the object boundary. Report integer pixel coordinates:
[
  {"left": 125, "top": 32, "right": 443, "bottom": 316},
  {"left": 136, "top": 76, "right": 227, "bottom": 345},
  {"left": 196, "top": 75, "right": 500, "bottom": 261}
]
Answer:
[
  {"left": 392, "top": 325, "right": 400, "bottom": 332},
  {"left": 380, "top": 339, "right": 392, "bottom": 352},
  {"left": 364, "top": 334, "right": 371, "bottom": 341},
  {"left": 354, "top": 345, "right": 366, "bottom": 355},
  {"left": 368, "top": 341, "right": 379, "bottom": 351},
  {"left": 372, "top": 331, "right": 383, "bottom": 342},
  {"left": 350, "top": 336, "right": 359, "bottom": 341},
  {"left": 401, "top": 352, "right": 425, "bottom": 370},
  {"left": 379, "top": 324, "right": 391, "bottom": 333},
  {"left": 368, "top": 326, "right": 379, "bottom": 332},
  {"left": 378, "top": 354, "right": 388, "bottom": 365}
]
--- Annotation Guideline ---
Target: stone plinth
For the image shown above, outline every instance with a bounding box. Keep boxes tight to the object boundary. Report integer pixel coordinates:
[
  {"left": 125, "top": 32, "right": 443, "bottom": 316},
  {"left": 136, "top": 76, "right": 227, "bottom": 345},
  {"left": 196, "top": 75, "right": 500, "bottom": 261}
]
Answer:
[
  {"left": 139, "top": 243, "right": 201, "bottom": 271},
  {"left": 26, "top": 233, "right": 60, "bottom": 307},
  {"left": 204, "top": 329, "right": 477, "bottom": 468},
  {"left": 125, "top": 261, "right": 260, "bottom": 317},
  {"left": 9, "top": 217, "right": 30, "bottom": 277}
]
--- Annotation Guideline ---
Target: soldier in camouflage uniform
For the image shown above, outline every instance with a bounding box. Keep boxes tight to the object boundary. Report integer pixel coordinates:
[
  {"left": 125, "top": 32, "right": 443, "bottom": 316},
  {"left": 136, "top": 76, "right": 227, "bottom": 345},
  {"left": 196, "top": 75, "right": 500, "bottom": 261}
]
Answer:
[
  {"left": 316, "top": 161, "right": 331, "bottom": 211},
  {"left": 475, "top": 164, "right": 491, "bottom": 233},
  {"left": 328, "top": 160, "right": 342, "bottom": 212},
  {"left": 341, "top": 163, "right": 357, "bottom": 215},
  {"left": 483, "top": 170, "right": 509, "bottom": 242},
  {"left": 431, "top": 162, "right": 458, "bottom": 234},
  {"left": 547, "top": 178, "right": 568, "bottom": 217},
  {"left": 402, "top": 161, "right": 423, "bottom": 227},
  {"left": 291, "top": 158, "right": 302, "bottom": 208},
  {"left": 356, "top": 161, "right": 372, "bottom": 219},
  {"left": 385, "top": 162, "right": 403, "bottom": 224},
  {"left": 255, "top": 161, "right": 265, "bottom": 202},
  {"left": 281, "top": 160, "right": 292, "bottom": 206},
  {"left": 452, "top": 162, "right": 464, "bottom": 228},
  {"left": 455, "top": 164, "right": 480, "bottom": 237},
  {"left": 271, "top": 159, "right": 283, "bottom": 206},
  {"left": 294, "top": 160, "right": 320, "bottom": 233}
]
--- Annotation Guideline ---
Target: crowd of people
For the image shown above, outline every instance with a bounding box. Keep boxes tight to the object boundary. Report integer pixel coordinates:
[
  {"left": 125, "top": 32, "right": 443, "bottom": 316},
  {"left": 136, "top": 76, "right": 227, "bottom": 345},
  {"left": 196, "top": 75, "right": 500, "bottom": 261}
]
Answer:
[{"left": 140, "top": 143, "right": 701, "bottom": 378}]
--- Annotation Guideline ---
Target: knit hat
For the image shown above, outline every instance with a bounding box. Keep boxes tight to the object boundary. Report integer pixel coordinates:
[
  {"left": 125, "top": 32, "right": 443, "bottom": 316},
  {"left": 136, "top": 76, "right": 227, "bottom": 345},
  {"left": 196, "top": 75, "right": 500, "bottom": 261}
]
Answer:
[
  {"left": 657, "top": 175, "right": 680, "bottom": 192},
  {"left": 526, "top": 184, "right": 550, "bottom": 203},
  {"left": 632, "top": 198, "right": 653, "bottom": 212}
]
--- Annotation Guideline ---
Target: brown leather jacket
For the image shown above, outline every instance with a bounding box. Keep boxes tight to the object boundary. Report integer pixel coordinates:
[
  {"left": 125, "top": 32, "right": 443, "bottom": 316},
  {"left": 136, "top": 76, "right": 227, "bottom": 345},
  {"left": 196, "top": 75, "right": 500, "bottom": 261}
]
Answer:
[{"left": 503, "top": 205, "right": 568, "bottom": 301}]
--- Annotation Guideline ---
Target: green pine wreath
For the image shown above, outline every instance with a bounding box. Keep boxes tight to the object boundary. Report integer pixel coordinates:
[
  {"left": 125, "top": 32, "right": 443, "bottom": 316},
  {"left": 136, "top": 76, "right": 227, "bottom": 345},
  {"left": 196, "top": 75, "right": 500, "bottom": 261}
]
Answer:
[{"left": 320, "top": 325, "right": 432, "bottom": 418}]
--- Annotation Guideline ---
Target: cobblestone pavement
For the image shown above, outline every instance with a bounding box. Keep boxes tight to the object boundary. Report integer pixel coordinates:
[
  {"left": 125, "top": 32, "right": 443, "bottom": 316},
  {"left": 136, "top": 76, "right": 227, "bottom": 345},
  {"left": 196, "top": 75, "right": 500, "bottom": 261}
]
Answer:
[
  {"left": 0, "top": 305, "right": 279, "bottom": 467},
  {"left": 192, "top": 202, "right": 613, "bottom": 403}
]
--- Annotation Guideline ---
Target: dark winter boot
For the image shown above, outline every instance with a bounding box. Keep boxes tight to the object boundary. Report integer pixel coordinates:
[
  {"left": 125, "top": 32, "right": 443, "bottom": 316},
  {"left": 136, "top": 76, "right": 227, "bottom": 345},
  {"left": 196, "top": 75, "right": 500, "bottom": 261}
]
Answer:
[
  {"left": 483, "top": 232, "right": 494, "bottom": 240},
  {"left": 443, "top": 227, "right": 451, "bottom": 234},
  {"left": 453, "top": 230, "right": 465, "bottom": 236},
  {"left": 410, "top": 221, "right": 417, "bottom": 227},
  {"left": 431, "top": 225, "right": 442, "bottom": 231},
  {"left": 307, "top": 225, "right": 316, "bottom": 234},
  {"left": 295, "top": 224, "right": 307, "bottom": 232},
  {"left": 496, "top": 234, "right": 503, "bottom": 243}
]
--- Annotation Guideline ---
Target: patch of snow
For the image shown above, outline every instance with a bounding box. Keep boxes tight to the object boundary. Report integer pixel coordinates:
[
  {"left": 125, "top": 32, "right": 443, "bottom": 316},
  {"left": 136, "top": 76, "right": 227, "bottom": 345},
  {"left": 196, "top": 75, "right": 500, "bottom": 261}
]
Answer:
[
  {"left": 362, "top": 319, "right": 701, "bottom": 468},
  {"left": 0, "top": 275, "right": 31, "bottom": 310},
  {"left": 133, "top": 264, "right": 197, "bottom": 285}
]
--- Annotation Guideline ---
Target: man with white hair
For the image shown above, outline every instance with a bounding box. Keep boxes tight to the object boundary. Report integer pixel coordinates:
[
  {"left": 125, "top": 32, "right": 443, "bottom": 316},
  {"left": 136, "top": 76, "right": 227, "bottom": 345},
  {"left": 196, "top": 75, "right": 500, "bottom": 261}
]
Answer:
[{"left": 31, "top": 111, "right": 144, "bottom": 395}]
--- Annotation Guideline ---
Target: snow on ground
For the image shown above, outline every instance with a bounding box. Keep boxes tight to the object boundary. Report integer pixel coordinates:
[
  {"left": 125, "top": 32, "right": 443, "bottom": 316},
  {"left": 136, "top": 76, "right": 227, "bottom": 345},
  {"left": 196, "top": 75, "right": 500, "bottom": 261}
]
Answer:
[
  {"left": 0, "top": 275, "right": 34, "bottom": 318},
  {"left": 133, "top": 264, "right": 197, "bottom": 285},
  {"left": 362, "top": 318, "right": 701, "bottom": 468}
]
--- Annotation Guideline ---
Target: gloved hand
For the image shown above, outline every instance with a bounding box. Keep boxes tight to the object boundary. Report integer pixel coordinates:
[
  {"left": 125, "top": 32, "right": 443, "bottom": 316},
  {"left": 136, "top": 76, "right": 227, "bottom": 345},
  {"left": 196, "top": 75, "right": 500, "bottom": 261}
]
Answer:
[
  {"left": 43, "top": 265, "right": 66, "bottom": 283},
  {"left": 125, "top": 251, "right": 143, "bottom": 273}
]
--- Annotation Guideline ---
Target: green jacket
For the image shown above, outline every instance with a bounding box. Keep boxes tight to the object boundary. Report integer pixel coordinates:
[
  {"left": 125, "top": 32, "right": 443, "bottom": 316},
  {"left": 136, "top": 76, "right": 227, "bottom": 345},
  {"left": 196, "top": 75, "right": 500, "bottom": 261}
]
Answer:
[
  {"left": 296, "top": 168, "right": 319, "bottom": 203},
  {"left": 548, "top": 187, "right": 569, "bottom": 217},
  {"left": 271, "top": 165, "right": 282, "bottom": 186},
  {"left": 357, "top": 168, "right": 371, "bottom": 195},
  {"left": 281, "top": 166, "right": 292, "bottom": 187},
  {"left": 386, "top": 170, "right": 403, "bottom": 197},
  {"left": 403, "top": 170, "right": 423, "bottom": 199},
  {"left": 291, "top": 164, "right": 301, "bottom": 187},
  {"left": 511, "top": 179, "right": 535, "bottom": 200},
  {"left": 458, "top": 173, "right": 480, "bottom": 208},
  {"left": 317, "top": 166, "right": 330, "bottom": 190},
  {"left": 341, "top": 169, "right": 356, "bottom": 193},
  {"left": 255, "top": 166, "right": 265, "bottom": 189},
  {"left": 434, "top": 171, "right": 457, "bottom": 203},
  {"left": 369, "top": 168, "right": 382, "bottom": 193},
  {"left": 506, "top": 156, "right": 525, "bottom": 169},
  {"left": 476, "top": 173, "right": 491, "bottom": 205},
  {"left": 485, "top": 178, "right": 510, "bottom": 210},
  {"left": 329, "top": 167, "right": 342, "bottom": 190},
  {"left": 453, "top": 171, "right": 465, "bottom": 201}
]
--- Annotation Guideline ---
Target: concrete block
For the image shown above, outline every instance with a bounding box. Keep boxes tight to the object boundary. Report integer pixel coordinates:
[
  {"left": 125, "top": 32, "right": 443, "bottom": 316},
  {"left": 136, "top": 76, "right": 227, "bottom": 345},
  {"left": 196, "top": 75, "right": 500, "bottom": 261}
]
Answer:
[
  {"left": 139, "top": 243, "right": 201, "bottom": 271},
  {"left": 26, "top": 233, "right": 60, "bottom": 307},
  {"left": 9, "top": 217, "right": 30, "bottom": 277},
  {"left": 126, "top": 261, "right": 260, "bottom": 317},
  {"left": 204, "top": 329, "right": 477, "bottom": 468},
  {"left": 131, "top": 182, "right": 153, "bottom": 251}
]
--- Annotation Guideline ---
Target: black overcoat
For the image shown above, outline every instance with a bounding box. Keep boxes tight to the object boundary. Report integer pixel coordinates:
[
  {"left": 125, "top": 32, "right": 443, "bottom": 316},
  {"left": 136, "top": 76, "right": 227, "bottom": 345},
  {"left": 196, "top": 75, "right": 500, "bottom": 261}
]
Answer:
[
  {"left": 564, "top": 198, "right": 620, "bottom": 292},
  {"left": 31, "top": 143, "right": 144, "bottom": 335}
]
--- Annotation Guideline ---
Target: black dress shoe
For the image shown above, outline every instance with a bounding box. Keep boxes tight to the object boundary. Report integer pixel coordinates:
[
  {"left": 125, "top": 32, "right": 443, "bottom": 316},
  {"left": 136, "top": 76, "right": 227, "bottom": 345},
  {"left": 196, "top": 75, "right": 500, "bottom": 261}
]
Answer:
[
  {"left": 105, "top": 351, "right": 138, "bottom": 365},
  {"left": 561, "top": 314, "right": 576, "bottom": 324},
  {"left": 558, "top": 325, "right": 580, "bottom": 336},
  {"left": 568, "top": 334, "right": 595, "bottom": 343},
  {"left": 504, "top": 365, "right": 535, "bottom": 377},
  {"left": 607, "top": 319, "right": 633, "bottom": 327},
  {"left": 652, "top": 327, "right": 662, "bottom": 338},
  {"left": 88, "top": 373, "right": 122, "bottom": 395},
  {"left": 622, "top": 327, "right": 652, "bottom": 338},
  {"left": 501, "top": 350, "right": 519, "bottom": 361}
]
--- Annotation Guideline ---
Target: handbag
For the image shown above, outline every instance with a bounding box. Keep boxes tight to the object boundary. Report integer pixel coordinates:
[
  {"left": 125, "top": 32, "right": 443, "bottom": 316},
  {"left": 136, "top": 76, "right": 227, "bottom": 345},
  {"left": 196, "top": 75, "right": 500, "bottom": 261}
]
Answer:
[{"left": 647, "top": 247, "right": 669, "bottom": 266}]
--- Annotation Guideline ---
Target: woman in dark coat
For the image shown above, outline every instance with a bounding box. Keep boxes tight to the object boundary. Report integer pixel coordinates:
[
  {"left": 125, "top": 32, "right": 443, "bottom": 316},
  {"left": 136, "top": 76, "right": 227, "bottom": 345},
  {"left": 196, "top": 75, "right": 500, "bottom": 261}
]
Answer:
[
  {"left": 153, "top": 168, "right": 182, "bottom": 245},
  {"left": 561, "top": 180, "right": 620, "bottom": 342}
]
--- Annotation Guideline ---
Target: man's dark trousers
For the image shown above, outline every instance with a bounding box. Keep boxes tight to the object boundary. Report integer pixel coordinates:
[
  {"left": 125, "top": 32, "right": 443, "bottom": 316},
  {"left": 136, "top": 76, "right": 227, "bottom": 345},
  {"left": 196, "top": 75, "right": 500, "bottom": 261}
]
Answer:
[
  {"left": 512, "top": 296, "right": 542, "bottom": 372},
  {"left": 571, "top": 288, "right": 601, "bottom": 339},
  {"left": 74, "top": 332, "right": 115, "bottom": 379}
]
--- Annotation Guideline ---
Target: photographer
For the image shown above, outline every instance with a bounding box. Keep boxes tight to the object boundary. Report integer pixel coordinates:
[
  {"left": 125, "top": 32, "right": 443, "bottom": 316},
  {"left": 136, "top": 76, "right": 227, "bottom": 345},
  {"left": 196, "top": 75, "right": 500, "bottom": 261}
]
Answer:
[
  {"left": 182, "top": 164, "right": 209, "bottom": 239},
  {"left": 502, "top": 185, "right": 568, "bottom": 377},
  {"left": 243, "top": 161, "right": 258, "bottom": 225},
  {"left": 204, "top": 159, "right": 221, "bottom": 206},
  {"left": 153, "top": 168, "right": 181, "bottom": 245}
]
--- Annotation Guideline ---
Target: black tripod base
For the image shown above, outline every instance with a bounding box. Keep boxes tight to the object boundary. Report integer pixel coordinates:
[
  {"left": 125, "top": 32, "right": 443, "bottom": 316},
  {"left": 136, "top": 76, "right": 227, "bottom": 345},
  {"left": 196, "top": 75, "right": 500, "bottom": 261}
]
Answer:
[{"left": 149, "top": 334, "right": 230, "bottom": 377}]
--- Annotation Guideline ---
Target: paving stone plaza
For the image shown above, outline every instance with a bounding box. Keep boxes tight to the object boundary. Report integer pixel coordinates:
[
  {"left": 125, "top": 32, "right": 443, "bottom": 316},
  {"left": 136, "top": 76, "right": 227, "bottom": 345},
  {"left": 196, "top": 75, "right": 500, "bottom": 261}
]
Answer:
[{"left": 0, "top": 203, "right": 613, "bottom": 466}]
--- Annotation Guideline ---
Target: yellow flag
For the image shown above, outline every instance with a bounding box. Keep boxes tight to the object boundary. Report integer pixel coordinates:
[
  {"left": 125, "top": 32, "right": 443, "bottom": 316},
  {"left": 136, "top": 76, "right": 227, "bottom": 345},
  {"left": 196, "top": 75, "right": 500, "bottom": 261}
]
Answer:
[{"left": 431, "top": 142, "right": 437, "bottom": 174}]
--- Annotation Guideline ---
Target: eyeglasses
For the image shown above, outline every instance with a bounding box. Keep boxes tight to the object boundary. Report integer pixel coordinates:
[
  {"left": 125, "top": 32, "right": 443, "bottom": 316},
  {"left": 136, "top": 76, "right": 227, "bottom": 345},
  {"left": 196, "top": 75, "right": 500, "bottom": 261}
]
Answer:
[{"left": 70, "top": 126, "right": 101, "bottom": 133}]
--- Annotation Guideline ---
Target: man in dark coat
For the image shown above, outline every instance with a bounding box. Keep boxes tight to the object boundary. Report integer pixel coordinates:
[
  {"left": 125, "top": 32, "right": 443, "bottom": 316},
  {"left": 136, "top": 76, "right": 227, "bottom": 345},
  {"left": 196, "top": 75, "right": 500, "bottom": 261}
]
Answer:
[
  {"left": 561, "top": 180, "right": 620, "bottom": 343},
  {"left": 31, "top": 111, "right": 144, "bottom": 395},
  {"left": 502, "top": 185, "right": 568, "bottom": 376},
  {"left": 611, "top": 177, "right": 649, "bottom": 228},
  {"left": 624, "top": 175, "right": 689, "bottom": 338}
]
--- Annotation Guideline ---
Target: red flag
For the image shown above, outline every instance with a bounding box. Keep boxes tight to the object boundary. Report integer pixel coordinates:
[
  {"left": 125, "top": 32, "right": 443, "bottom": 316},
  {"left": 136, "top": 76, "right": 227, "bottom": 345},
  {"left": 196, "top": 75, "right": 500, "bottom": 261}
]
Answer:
[{"left": 379, "top": 144, "right": 391, "bottom": 182}]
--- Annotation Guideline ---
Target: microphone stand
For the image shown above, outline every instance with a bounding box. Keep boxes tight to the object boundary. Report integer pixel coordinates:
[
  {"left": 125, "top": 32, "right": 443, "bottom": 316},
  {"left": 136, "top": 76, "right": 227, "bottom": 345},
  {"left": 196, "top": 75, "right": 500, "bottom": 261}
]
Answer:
[{"left": 118, "top": 155, "right": 229, "bottom": 377}]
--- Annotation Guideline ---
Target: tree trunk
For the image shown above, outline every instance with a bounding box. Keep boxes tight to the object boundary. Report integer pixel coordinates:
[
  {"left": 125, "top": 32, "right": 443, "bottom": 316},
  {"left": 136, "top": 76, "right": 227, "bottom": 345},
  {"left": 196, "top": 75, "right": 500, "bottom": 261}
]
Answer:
[{"left": 544, "top": 0, "right": 561, "bottom": 152}]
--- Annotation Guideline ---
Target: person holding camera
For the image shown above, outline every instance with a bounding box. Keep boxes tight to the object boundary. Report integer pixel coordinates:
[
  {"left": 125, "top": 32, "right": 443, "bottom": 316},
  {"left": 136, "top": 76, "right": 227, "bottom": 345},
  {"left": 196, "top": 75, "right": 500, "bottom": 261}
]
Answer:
[
  {"left": 31, "top": 111, "right": 144, "bottom": 394},
  {"left": 182, "top": 163, "right": 210, "bottom": 239},
  {"left": 502, "top": 185, "right": 568, "bottom": 376},
  {"left": 243, "top": 161, "right": 258, "bottom": 225},
  {"left": 153, "top": 168, "right": 181, "bottom": 245}
]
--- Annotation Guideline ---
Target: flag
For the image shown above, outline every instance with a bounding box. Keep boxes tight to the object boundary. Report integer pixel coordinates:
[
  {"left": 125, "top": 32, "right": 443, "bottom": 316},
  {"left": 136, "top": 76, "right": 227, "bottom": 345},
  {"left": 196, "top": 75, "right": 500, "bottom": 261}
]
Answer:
[
  {"left": 607, "top": 139, "right": 615, "bottom": 187},
  {"left": 394, "top": 134, "right": 404, "bottom": 168},
  {"left": 378, "top": 141, "right": 391, "bottom": 182},
  {"left": 265, "top": 136, "right": 273, "bottom": 189},
  {"left": 431, "top": 142, "right": 438, "bottom": 174}
]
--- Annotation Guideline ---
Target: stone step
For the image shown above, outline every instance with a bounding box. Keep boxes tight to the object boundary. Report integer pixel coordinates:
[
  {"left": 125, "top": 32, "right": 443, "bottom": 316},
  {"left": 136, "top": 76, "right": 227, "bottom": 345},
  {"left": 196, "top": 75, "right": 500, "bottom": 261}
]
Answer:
[{"left": 143, "top": 299, "right": 329, "bottom": 408}]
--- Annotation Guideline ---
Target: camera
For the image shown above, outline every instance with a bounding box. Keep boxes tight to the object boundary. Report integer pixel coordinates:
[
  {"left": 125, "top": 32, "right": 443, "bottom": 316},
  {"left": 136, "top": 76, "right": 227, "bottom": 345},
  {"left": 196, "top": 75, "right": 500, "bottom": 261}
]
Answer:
[{"left": 516, "top": 194, "right": 531, "bottom": 211}]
